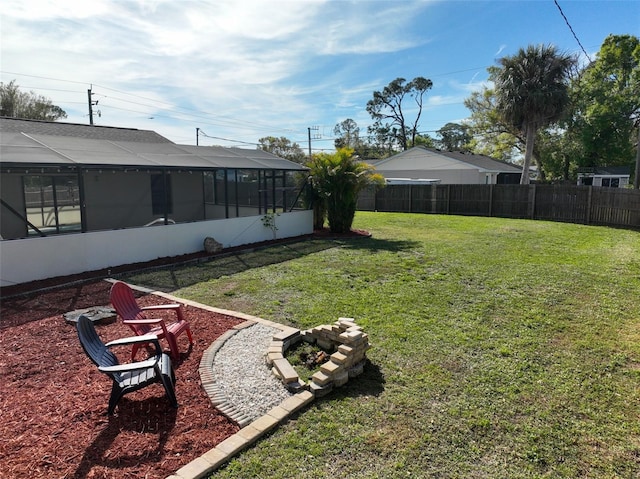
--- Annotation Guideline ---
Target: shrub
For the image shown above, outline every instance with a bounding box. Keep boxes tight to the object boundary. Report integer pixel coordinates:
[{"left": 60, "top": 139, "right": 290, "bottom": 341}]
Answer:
[{"left": 307, "top": 148, "right": 384, "bottom": 233}]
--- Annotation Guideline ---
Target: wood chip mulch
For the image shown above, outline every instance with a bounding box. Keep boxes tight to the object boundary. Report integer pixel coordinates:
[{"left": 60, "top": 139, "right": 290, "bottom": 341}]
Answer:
[{"left": 0, "top": 280, "right": 244, "bottom": 479}]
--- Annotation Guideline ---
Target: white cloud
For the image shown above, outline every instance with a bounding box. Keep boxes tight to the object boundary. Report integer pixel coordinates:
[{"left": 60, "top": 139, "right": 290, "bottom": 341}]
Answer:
[
  {"left": 1, "top": 0, "right": 112, "bottom": 20},
  {"left": 428, "top": 95, "right": 464, "bottom": 108},
  {"left": 7, "top": 0, "right": 625, "bottom": 148},
  {"left": 1, "top": 0, "right": 436, "bottom": 145}
]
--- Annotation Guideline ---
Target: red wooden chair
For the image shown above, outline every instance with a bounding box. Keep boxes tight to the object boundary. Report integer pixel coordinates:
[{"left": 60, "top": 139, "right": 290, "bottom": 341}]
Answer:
[{"left": 110, "top": 281, "right": 193, "bottom": 361}]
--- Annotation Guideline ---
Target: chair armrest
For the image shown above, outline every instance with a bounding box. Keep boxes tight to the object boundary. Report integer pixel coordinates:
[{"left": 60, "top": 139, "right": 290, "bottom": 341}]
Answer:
[
  {"left": 106, "top": 334, "right": 159, "bottom": 347},
  {"left": 106, "top": 334, "right": 162, "bottom": 355},
  {"left": 141, "top": 304, "right": 181, "bottom": 312},
  {"left": 140, "top": 304, "right": 185, "bottom": 323},
  {"left": 123, "top": 318, "right": 165, "bottom": 325},
  {"left": 99, "top": 357, "right": 159, "bottom": 373}
]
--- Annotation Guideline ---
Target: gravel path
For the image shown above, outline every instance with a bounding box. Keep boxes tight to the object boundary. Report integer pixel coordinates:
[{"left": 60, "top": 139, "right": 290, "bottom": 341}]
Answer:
[{"left": 211, "top": 323, "right": 293, "bottom": 423}]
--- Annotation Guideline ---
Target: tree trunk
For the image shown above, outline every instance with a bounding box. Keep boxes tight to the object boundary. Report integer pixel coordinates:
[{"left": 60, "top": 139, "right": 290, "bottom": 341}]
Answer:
[
  {"left": 520, "top": 124, "right": 536, "bottom": 185},
  {"left": 313, "top": 200, "right": 326, "bottom": 230}
]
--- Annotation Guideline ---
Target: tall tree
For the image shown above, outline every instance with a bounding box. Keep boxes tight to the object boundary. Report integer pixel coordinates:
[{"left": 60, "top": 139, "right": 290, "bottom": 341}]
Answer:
[
  {"left": 494, "top": 45, "right": 576, "bottom": 184},
  {"left": 411, "top": 133, "right": 435, "bottom": 148},
  {"left": 333, "top": 118, "right": 361, "bottom": 150},
  {"left": 570, "top": 35, "right": 640, "bottom": 175},
  {"left": 534, "top": 128, "right": 582, "bottom": 182},
  {"left": 436, "top": 122, "right": 472, "bottom": 151},
  {"left": 464, "top": 75, "right": 523, "bottom": 163},
  {"left": 0, "top": 80, "right": 67, "bottom": 121},
  {"left": 464, "top": 67, "right": 561, "bottom": 181},
  {"left": 258, "top": 136, "right": 306, "bottom": 163},
  {"left": 366, "top": 77, "right": 433, "bottom": 151}
]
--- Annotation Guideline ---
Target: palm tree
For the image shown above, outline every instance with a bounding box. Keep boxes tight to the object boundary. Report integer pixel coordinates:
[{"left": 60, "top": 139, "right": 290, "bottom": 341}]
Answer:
[
  {"left": 307, "top": 148, "right": 384, "bottom": 233},
  {"left": 494, "top": 44, "right": 576, "bottom": 184}
]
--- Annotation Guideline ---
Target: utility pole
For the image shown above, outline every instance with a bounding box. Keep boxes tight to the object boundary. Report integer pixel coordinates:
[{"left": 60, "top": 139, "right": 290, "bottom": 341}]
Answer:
[
  {"left": 308, "top": 126, "right": 320, "bottom": 158},
  {"left": 87, "top": 88, "right": 93, "bottom": 125},
  {"left": 196, "top": 128, "right": 200, "bottom": 146},
  {"left": 635, "top": 123, "right": 640, "bottom": 189},
  {"left": 87, "top": 86, "right": 99, "bottom": 125}
]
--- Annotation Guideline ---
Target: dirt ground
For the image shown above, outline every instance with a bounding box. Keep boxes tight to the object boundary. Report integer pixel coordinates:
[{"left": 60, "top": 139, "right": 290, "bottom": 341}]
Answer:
[{"left": 0, "top": 280, "right": 244, "bottom": 479}]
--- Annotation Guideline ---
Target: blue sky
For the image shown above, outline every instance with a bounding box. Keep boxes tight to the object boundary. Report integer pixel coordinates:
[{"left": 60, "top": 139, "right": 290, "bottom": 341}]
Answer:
[{"left": 1, "top": 0, "right": 639, "bottom": 152}]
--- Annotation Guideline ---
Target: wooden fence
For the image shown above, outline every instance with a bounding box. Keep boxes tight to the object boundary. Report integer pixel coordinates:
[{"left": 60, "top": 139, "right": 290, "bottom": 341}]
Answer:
[{"left": 357, "top": 184, "right": 640, "bottom": 229}]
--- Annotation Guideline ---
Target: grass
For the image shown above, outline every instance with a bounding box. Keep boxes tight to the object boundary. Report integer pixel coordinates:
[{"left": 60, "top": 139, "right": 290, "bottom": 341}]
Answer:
[{"left": 122, "top": 212, "right": 640, "bottom": 478}]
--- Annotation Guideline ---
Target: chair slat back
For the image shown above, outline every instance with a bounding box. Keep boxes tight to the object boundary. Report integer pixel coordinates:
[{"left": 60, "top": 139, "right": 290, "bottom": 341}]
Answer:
[
  {"left": 77, "top": 315, "right": 120, "bottom": 377},
  {"left": 110, "top": 282, "right": 153, "bottom": 335}
]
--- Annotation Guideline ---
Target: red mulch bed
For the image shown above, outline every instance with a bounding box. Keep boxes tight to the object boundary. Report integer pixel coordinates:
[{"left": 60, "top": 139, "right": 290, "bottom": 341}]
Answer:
[{"left": 0, "top": 280, "right": 244, "bottom": 479}]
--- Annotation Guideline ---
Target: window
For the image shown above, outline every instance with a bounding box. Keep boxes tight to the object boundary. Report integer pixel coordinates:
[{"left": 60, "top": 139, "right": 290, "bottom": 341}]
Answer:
[
  {"left": 203, "top": 171, "right": 215, "bottom": 203},
  {"left": 24, "top": 175, "right": 81, "bottom": 235},
  {"left": 580, "top": 176, "right": 593, "bottom": 186},
  {"left": 150, "top": 173, "right": 172, "bottom": 215}
]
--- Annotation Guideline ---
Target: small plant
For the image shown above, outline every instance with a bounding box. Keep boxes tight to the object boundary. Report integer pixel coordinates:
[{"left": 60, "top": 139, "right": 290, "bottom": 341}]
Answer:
[{"left": 261, "top": 212, "right": 280, "bottom": 239}]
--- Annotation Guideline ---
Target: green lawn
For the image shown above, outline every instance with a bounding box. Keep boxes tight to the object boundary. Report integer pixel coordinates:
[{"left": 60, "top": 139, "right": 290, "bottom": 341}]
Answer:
[{"left": 124, "top": 212, "right": 640, "bottom": 478}]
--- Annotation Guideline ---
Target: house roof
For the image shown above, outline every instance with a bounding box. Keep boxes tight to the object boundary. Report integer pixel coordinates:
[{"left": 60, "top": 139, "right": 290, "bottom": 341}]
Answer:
[
  {"left": 370, "top": 146, "right": 521, "bottom": 174},
  {"left": 1, "top": 117, "right": 172, "bottom": 143},
  {"left": 577, "top": 166, "right": 630, "bottom": 176},
  {"left": 0, "top": 118, "right": 307, "bottom": 171}
]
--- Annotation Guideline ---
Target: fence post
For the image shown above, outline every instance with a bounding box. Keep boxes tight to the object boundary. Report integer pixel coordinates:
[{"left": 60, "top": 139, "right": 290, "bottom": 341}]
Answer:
[
  {"left": 488, "top": 184, "right": 494, "bottom": 217},
  {"left": 528, "top": 184, "right": 536, "bottom": 219},
  {"left": 409, "top": 184, "right": 413, "bottom": 213},
  {"left": 431, "top": 185, "right": 437, "bottom": 213},
  {"left": 586, "top": 186, "right": 592, "bottom": 225},
  {"left": 446, "top": 185, "right": 451, "bottom": 215},
  {"left": 374, "top": 187, "right": 378, "bottom": 212}
]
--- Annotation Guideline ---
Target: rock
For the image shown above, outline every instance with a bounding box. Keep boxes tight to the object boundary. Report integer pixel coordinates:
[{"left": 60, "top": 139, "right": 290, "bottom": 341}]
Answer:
[
  {"left": 204, "top": 237, "right": 223, "bottom": 253},
  {"left": 64, "top": 307, "right": 117, "bottom": 325}
]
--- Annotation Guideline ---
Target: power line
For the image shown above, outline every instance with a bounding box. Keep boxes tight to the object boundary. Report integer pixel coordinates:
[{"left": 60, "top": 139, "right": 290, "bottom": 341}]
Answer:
[
  {"left": 197, "top": 129, "right": 260, "bottom": 147},
  {"left": 0, "top": 71, "right": 299, "bottom": 135},
  {"left": 0, "top": 71, "right": 88, "bottom": 85},
  {"left": 553, "top": 0, "right": 592, "bottom": 63}
]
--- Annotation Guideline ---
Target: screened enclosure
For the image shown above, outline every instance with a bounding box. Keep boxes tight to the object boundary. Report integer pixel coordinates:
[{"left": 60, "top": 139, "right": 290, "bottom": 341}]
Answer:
[{"left": 0, "top": 132, "right": 309, "bottom": 240}]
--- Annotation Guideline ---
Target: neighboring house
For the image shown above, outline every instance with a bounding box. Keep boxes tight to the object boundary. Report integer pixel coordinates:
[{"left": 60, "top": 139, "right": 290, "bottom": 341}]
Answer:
[
  {"left": 0, "top": 117, "right": 312, "bottom": 287},
  {"left": 369, "top": 146, "right": 522, "bottom": 185},
  {"left": 577, "top": 167, "right": 630, "bottom": 188}
]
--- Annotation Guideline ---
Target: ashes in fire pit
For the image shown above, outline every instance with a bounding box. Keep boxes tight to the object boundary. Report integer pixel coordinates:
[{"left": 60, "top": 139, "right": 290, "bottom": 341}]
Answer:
[
  {"left": 285, "top": 343, "right": 331, "bottom": 382},
  {"left": 302, "top": 350, "right": 329, "bottom": 369}
]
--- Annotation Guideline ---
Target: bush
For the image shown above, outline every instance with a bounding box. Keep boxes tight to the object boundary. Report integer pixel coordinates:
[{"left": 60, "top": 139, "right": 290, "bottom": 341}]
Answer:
[{"left": 307, "top": 148, "right": 384, "bottom": 233}]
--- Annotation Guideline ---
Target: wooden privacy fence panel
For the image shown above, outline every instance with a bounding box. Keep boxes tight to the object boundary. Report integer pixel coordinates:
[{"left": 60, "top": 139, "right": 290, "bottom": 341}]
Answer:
[
  {"left": 491, "top": 184, "right": 531, "bottom": 218},
  {"left": 357, "top": 184, "right": 640, "bottom": 229},
  {"left": 448, "top": 185, "right": 491, "bottom": 216},
  {"left": 590, "top": 187, "right": 640, "bottom": 227},
  {"left": 533, "top": 185, "right": 590, "bottom": 223}
]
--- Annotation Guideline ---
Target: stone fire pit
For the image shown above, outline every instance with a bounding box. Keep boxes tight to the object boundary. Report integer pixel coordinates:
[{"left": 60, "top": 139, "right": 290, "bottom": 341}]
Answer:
[{"left": 267, "top": 317, "right": 370, "bottom": 397}]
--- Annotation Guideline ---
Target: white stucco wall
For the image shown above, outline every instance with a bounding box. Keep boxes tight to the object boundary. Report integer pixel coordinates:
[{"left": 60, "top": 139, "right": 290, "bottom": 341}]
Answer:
[{"left": 0, "top": 210, "right": 313, "bottom": 287}]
